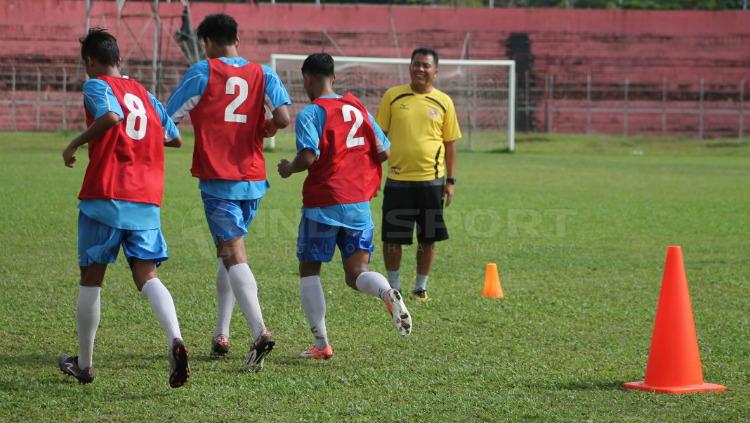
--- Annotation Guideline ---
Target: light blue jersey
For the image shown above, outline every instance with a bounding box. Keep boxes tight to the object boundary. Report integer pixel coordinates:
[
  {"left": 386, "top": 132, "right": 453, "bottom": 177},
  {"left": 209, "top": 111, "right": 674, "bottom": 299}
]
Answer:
[
  {"left": 166, "top": 57, "right": 292, "bottom": 200},
  {"left": 78, "top": 77, "right": 179, "bottom": 230},
  {"left": 296, "top": 94, "right": 391, "bottom": 230}
]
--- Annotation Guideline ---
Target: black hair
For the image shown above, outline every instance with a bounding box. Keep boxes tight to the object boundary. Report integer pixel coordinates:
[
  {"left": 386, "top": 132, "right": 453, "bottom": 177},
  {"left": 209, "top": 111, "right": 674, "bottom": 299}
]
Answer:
[
  {"left": 196, "top": 13, "right": 238, "bottom": 46},
  {"left": 411, "top": 47, "right": 439, "bottom": 66},
  {"left": 301, "top": 53, "right": 335, "bottom": 77},
  {"left": 80, "top": 28, "right": 120, "bottom": 66}
]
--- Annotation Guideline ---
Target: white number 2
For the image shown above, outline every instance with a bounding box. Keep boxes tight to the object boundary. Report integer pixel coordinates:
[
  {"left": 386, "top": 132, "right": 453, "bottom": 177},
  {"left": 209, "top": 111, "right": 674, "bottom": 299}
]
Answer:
[
  {"left": 225, "top": 77, "right": 248, "bottom": 123},
  {"left": 342, "top": 104, "right": 364, "bottom": 148},
  {"left": 123, "top": 93, "right": 147, "bottom": 140}
]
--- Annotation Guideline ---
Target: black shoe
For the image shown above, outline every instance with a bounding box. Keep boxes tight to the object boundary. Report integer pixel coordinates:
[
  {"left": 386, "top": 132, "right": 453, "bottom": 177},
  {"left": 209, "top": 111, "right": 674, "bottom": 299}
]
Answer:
[
  {"left": 210, "top": 335, "right": 230, "bottom": 358},
  {"left": 244, "top": 330, "right": 275, "bottom": 373},
  {"left": 411, "top": 289, "right": 431, "bottom": 302},
  {"left": 169, "top": 338, "right": 190, "bottom": 388},
  {"left": 58, "top": 355, "right": 95, "bottom": 384}
]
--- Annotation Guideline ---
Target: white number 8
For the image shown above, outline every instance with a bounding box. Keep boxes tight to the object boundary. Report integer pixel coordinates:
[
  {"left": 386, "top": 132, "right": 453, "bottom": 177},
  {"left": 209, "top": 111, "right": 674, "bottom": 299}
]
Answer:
[
  {"left": 123, "top": 93, "right": 147, "bottom": 140},
  {"left": 342, "top": 104, "right": 364, "bottom": 148}
]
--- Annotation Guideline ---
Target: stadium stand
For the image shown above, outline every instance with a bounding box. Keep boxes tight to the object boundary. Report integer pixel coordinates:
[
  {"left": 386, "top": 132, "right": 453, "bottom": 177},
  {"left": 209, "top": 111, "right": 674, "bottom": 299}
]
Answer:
[{"left": 1, "top": 1, "right": 748, "bottom": 136}]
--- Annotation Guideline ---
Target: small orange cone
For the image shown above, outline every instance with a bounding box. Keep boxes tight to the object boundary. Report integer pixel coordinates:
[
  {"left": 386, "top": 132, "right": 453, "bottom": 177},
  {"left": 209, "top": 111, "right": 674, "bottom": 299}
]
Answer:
[
  {"left": 482, "top": 263, "right": 504, "bottom": 298},
  {"left": 624, "top": 246, "right": 725, "bottom": 394}
]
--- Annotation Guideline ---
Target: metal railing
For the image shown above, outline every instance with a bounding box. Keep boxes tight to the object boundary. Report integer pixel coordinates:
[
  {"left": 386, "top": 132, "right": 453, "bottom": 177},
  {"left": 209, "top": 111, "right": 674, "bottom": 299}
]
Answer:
[{"left": 0, "top": 63, "right": 747, "bottom": 139}]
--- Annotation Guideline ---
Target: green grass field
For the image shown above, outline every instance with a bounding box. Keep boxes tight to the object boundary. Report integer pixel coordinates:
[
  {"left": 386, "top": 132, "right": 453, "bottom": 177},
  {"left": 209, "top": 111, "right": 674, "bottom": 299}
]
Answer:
[{"left": 1, "top": 132, "right": 748, "bottom": 422}]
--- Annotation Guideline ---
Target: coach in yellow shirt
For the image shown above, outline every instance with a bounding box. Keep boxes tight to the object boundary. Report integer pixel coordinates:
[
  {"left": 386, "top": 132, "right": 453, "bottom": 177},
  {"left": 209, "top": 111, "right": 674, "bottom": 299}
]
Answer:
[{"left": 376, "top": 47, "right": 461, "bottom": 301}]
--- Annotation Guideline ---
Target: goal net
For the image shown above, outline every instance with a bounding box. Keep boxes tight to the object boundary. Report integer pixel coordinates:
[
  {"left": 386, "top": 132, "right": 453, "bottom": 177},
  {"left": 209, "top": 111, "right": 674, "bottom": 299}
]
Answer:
[{"left": 269, "top": 54, "right": 516, "bottom": 152}]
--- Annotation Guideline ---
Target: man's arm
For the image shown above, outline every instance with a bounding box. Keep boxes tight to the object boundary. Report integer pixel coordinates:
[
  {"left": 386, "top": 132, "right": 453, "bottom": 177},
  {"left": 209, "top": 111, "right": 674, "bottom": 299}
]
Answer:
[
  {"left": 375, "top": 88, "right": 392, "bottom": 134},
  {"left": 443, "top": 140, "right": 457, "bottom": 207},
  {"left": 165, "top": 136, "right": 183, "bottom": 148},
  {"left": 264, "top": 104, "right": 291, "bottom": 137},
  {"left": 166, "top": 61, "right": 208, "bottom": 124},
  {"left": 277, "top": 149, "right": 316, "bottom": 178},
  {"left": 262, "top": 65, "right": 293, "bottom": 137},
  {"left": 441, "top": 94, "right": 461, "bottom": 207},
  {"left": 369, "top": 112, "right": 391, "bottom": 164},
  {"left": 62, "top": 112, "right": 120, "bottom": 167},
  {"left": 278, "top": 104, "right": 321, "bottom": 177},
  {"left": 148, "top": 92, "right": 182, "bottom": 148}
]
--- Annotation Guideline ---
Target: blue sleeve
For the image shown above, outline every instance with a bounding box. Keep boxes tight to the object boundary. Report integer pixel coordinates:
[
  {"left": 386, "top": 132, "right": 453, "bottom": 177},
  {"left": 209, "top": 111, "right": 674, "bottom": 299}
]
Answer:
[
  {"left": 368, "top": 112, "right": 390, "bottom": 151},
  {"left": 82, "top": 79, "right": 123, "bottom": 120},
  {"left": 262, "top": 65, "right": 292, "bottom": 110},
  {"left": 148, "top": 92, "right": 180, "bottom": 141},
  {"left": 166, "top": 60, "right": 209, "bottom": 123},
  {"left": 295, "top": 104, "right": 326, "bottom": 157}
]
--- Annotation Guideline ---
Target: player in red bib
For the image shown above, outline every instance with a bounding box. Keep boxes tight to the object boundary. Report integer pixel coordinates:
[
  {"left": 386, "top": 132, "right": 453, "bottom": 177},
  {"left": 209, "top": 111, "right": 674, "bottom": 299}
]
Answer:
[
  {"left": 278, "top": 53, "right": 412, "bottom": 361},
  {"left": 58, "top": 29, "right": 189, "bottom": 388},
  {"left": 167, "top": 14, "right": 291, "bottom": 371}
]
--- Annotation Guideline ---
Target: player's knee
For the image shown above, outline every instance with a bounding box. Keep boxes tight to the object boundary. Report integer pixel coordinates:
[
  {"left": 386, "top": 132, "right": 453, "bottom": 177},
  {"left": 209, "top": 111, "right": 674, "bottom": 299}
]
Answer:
[
  {"left": 383, "top": 242, "right": 402, "bottom": 253},
  {"left": 417, "top": 242, "right": 435, "bottom": 252},
  {"left": 344, "top": 275, "right": 359, "bottom": 290},
  {"left": 128, "top": 259, "right": 158, "bottom": 290},
  {"left": 299, "top": 261, "right": 322, "bottom": 277},
  {"left": 79, "top": 264, "right": 106, "bottom": 287},
  {"left": 79, "top": 278, "right": 103, "bottom": 288},
  {"left": 344, "top": 266, "right": 367, "bottom": 288},
  {"left": 217, "top": 238, "right": 246, "bottom": 268},
  {"left": 132, "top": 270, "right": 158, "bottom": 290}
]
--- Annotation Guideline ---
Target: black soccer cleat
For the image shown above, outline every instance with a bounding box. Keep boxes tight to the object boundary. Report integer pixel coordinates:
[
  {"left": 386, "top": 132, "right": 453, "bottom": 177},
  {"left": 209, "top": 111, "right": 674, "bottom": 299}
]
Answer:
[
  {"left": 244, "top": 330, "right": 275, "bottom": 373},
  {"left": 169, "top": 338, "right": 190, "bottom": 388},
  {"left": 58, "top": 354, "right": 95, "bottom": 384},
  {"left": 210, "top": 335, "right": 230, "bottom": 358}
]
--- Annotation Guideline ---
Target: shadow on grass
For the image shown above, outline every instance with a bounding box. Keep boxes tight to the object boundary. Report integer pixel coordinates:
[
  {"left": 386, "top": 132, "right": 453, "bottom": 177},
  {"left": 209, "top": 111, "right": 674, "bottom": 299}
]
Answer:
[
  {"left": 705, "top": 140, "right": 748, "bottom": 149},
  {"left": 104, "top": 392, "right": 171, "bottom": 401},
  {"left": 269, "top": 354, "right": 338, "bottom": 367},
  {"left": 0, "top": 353, "right": 58, "bottom": 372},
  {"left": 559, "top": 380, "right": 626, "bottom": 391},
  {"left": 488, "top": 147, "right": 515, "bottom": 154},
  {"left": 513, "top": 378, "right": 629, "bottom": 392}
]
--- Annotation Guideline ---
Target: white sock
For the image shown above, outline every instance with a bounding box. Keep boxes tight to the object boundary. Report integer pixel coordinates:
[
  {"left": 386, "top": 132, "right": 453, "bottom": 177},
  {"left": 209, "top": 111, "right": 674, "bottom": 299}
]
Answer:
[
  {"left": 415, "top": 274, "right": 429, "bottom": 292},
  {"left": 355, "top": 272, "right": 391, "bottom": 301},
  {"left": 214, "top": 258, "right": 235, "bottom": 338},
  {"left": 228, "top": 263, "right": 266, "bottom": 341},
  {"left": 386, "top": 271, "right": 401, "bottom": 291},
  {"left": 300, "top": 276, "right": 328, "bottom": 349},
  {"left": 141, "top": 278, "right": 182, "bottom": 347},
  {"left": 76, "top": 286, "right": 101, "bottom": 369}
]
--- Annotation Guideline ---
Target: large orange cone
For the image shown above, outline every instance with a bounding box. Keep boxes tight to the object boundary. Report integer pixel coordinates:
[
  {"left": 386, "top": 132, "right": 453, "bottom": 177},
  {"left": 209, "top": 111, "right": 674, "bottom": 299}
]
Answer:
[
  {"left": 482, "top": 263, "right": 504, "bottom": 298},
  {"left": 624, "top": 246, "right": 725, "bottom": 394}
]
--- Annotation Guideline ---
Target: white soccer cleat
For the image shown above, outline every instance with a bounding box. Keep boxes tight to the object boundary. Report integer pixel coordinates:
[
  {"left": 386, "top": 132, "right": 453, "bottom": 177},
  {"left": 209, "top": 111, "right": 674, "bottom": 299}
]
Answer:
[{"left": 385, "top": 289, "right": 412, "bottom": 336}]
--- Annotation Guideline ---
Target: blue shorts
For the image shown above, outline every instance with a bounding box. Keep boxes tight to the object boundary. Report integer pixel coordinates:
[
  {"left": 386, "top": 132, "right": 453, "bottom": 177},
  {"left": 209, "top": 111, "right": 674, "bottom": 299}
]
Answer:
[
  {"left": 77, "top": 212, "right": 168, "bottom": 267},
  {"left": 296, "top": 216, "right": 374, "bottom": 263},
  {"left": 201, "top": 192, "right": 260, "bottom": 245}
]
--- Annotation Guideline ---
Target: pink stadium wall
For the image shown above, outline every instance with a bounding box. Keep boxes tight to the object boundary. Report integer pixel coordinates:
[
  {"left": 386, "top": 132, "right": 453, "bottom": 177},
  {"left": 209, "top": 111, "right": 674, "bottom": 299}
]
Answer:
[{"left": 1, "top": 0, "right": 748, "bottom": 136}]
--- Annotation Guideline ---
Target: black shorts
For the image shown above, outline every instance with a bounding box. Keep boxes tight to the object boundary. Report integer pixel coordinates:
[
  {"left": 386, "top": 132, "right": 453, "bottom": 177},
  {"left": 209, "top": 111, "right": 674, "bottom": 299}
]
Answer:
[{"left": 381, "top": 179, "right": 449, "bottom": 245}]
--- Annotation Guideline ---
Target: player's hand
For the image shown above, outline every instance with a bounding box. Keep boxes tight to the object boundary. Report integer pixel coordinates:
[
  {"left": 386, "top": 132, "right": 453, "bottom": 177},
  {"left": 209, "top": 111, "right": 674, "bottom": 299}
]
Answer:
[
  {"left": 264, "top": 119, "right": 278, "bottom": 137},
  {"left": 443, "top": 183, "right": 454, "bottom": 207},
  {"left": 62, "top": 144, "right": 78, "bottom": 168},
  {"left": 277, "top": 159, "right": 293, "bottom": 178}
]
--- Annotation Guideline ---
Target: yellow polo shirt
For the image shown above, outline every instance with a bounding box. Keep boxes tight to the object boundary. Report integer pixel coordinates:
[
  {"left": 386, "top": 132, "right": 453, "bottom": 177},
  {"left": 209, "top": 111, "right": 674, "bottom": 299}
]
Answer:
[{"left": 376, "top": 84, "right": 461, "bottom": 181}]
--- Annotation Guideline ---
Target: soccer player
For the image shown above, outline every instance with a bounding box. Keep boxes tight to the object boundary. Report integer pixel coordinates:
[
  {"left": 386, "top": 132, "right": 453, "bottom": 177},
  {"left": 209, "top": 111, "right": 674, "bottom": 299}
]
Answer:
[
  {"left": 277, "top": 53, "right": 412, "bottom": 360},
  {"left": 376, "top": 48, "right": 461, "bottom": 301},
  {"left": 58, "top": 29, "right": 189, "bottom": 388},
  {"left": 166, "top": 13, "right": 291, "bottom": 371}
]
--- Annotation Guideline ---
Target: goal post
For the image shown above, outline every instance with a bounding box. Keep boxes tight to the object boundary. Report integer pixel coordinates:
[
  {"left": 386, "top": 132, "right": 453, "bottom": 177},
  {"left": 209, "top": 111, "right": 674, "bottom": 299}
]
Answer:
[{"left": 268, "top": 54, "right": 516, "bottom": 152}]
